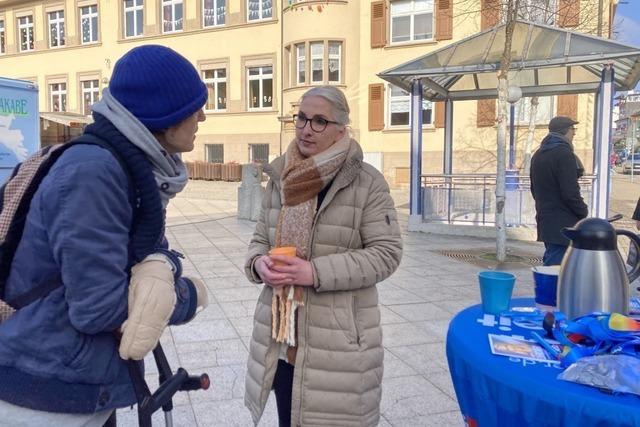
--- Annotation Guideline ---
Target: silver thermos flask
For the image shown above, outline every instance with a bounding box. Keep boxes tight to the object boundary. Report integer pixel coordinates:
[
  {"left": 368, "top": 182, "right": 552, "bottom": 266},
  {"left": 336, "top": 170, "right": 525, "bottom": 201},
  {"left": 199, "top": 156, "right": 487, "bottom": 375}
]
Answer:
[{"left": 557, "top": 218, "right": 640, "bottom": 319}]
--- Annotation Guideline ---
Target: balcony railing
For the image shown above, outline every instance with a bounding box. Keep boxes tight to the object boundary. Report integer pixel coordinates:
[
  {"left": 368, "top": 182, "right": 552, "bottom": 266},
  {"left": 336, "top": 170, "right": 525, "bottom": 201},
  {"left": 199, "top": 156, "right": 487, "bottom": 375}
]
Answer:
[{"left": 421, "top": 174, "right": 595, "bottom": 227}]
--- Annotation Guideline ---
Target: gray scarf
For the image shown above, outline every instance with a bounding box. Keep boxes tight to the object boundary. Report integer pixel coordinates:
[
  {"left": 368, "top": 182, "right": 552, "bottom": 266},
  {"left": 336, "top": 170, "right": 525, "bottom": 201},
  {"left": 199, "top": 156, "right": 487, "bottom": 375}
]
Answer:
[{"left": 91, "top": 89, "right": 188, "bottom": 208}]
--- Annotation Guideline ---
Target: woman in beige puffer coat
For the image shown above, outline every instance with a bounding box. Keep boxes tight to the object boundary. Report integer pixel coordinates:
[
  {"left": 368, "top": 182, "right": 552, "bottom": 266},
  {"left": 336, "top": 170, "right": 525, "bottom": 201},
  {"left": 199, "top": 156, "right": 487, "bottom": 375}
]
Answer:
[{"left": 244, "top": 86, "right": 403, "bottom": 427}]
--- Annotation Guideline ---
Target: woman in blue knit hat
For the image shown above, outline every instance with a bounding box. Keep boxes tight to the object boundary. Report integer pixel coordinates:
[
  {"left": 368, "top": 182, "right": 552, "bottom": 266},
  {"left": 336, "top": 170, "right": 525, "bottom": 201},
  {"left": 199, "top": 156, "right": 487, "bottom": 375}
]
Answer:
[{"left": 0, "top": 45, "right": 209, "bottom": 425}]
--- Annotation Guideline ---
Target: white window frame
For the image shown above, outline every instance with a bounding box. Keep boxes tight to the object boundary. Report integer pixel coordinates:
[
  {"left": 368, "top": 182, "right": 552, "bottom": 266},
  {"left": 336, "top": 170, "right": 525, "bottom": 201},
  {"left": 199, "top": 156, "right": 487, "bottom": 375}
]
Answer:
[
  {"left": 18, "top": 15, "right": 34, "bottom": 52},
  {"left": 80, "top": 5, "right": 99, "bottom": 44},
  {"left": 0, "top": 20, "right": 5, "bottom": 55},
  {"left": 247, "top": 66, "right": 273, "bottom": 111},
  {"left": 124, "top": 0, "right": 144, "bottom": 38},
  {"left": 513, "top": 96, "right": 554, "bottom": 125},
  {"left": 205, "top": 143, "right": 224, "bottom": 163},
  {"left": 387, "top": 84, "right": 433, "bottom": 128},
  {"left": 162, "top": 0, "right": 183, "bottom": 33},
  {"left": 203, "top": 0, "right": 225, "bottom": 27},
  {"left": 517, "top": 0, "right": 557, "bottom": 24},
  {"left": 247, "top": 0, "right": 272, "bottom": 22},
  {"left": 50, "top": 82, "right": 67, "bottom": 112},
  {"left": 310, "top": 42, "right": 323, "bottom": 84},
  {"left": 203, "top": 68, "right": 227, "bottom": 112},
  {"left": 48, "top": 10, "right": 65, "bottom": 48},
  {"left": 390, "top": 0, "right": 434, "bottom": 44},
  {"left": 81, "top": 79, "right": 100, "bottom": 115},
  {"left": 295, "top": 43, "right": 305, "bottom": 85},
  {"left": 328, "top": 41, "right": 342, "bottom": 84}
]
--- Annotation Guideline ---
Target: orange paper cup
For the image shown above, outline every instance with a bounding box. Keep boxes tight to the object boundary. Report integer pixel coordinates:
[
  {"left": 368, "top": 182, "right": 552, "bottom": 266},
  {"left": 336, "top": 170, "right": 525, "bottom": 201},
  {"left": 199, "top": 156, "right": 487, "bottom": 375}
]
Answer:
[{"left": 268, "top": 246, "right": 297, "bottom": 266}]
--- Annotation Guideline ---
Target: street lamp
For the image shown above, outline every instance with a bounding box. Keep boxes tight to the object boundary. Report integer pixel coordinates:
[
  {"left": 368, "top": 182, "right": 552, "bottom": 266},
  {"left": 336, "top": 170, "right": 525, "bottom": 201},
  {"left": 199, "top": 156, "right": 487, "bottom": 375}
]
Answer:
[{"left": 506, "top": 85, "right": 522, "bottom": 171}]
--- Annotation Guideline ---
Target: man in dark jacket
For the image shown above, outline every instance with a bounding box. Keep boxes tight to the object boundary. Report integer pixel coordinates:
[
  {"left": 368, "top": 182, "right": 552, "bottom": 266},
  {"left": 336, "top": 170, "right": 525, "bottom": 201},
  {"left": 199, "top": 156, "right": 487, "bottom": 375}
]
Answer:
[{"left": 530, "top": 116, "right": 589, "bottom": 265}]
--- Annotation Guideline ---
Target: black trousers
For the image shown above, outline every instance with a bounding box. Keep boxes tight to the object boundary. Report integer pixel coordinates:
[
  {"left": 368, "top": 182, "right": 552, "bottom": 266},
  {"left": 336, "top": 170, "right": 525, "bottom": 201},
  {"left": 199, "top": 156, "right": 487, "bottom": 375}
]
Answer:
[{"left": 272, "top": 359, "right": 295, "bottom": 427}]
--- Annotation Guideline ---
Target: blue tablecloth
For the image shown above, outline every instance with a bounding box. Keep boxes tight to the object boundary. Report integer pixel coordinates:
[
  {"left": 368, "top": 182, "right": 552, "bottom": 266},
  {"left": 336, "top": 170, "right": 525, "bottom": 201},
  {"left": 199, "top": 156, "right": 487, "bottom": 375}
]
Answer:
[{"left": 446, "top": 298, "right": 640, "bottom": 427}]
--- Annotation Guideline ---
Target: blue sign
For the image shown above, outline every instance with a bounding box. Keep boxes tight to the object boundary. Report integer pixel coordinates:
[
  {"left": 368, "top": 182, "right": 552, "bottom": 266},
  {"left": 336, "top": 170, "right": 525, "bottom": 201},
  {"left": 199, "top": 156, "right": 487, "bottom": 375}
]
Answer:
[{"left": 0, "top": 77, "right": 39, "bottom": 183}]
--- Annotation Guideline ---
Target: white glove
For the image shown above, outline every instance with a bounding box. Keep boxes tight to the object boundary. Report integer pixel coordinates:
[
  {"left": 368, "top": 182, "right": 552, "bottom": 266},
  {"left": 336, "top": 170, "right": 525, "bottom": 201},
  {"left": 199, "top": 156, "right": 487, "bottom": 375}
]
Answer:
[{"left": 119, "top": 255, "right": 176, "bottom": 361}]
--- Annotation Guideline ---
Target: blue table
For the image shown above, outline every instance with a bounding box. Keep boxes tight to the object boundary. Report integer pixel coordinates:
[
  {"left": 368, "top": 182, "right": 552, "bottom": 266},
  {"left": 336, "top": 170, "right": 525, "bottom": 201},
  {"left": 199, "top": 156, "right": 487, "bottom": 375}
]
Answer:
[{"left": 446, "top": 298, "right": 640, "bottom": 427}]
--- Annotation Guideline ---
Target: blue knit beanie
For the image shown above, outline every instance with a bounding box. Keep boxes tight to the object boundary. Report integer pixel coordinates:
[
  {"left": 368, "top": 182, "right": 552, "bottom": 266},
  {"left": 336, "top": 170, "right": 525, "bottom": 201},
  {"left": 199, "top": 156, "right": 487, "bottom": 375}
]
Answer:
[{"left": 109, "top": 45, "right": 207, "bottom": 131}]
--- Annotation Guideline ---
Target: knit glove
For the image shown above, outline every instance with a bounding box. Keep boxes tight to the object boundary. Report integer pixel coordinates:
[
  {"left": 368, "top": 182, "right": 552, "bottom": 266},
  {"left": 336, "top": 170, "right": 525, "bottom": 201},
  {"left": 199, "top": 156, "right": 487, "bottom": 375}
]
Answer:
[{"left": 119, "top": 254, "right": 177, "bottom": 361}]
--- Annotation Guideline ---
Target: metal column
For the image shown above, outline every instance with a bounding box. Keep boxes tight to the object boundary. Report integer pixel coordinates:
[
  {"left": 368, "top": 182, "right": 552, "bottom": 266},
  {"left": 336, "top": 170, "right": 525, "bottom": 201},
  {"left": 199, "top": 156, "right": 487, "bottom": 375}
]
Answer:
[
  {"left": 443, "top": 98, "right": 453, "bottom": 174},
  {"left": 591, "top": 65, "right": 615, "bottom": 219},
  {"left": 409, "top": 79, "right": 424, "bottom": 218}
]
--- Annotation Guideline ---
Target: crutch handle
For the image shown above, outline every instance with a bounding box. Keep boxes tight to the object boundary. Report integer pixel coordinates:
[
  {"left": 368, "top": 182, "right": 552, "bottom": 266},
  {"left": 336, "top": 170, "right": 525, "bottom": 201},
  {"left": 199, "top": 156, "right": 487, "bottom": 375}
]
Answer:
[{"left": 180, "top": 373, "right": 210, "bottom": 391}]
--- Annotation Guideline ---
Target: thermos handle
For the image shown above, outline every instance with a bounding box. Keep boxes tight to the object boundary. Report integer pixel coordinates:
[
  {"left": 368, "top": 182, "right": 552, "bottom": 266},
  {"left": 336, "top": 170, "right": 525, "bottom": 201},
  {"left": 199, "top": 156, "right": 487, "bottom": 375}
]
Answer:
[{"left": 615, "top": 229, "right": 640, "bottom": 283}]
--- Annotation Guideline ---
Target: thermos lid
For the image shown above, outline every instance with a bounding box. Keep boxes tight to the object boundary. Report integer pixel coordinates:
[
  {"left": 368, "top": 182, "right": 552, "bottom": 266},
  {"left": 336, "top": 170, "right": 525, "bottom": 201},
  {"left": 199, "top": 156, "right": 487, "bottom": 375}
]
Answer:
[{"left": 562, "top": 218, "right": 617, "bottom": 251}]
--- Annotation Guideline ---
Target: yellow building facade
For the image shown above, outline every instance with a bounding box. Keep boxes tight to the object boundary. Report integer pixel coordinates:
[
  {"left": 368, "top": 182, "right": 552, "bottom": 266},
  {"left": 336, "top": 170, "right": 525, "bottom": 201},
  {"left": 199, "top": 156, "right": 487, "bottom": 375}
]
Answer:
[{"left": 0, "top": 0, "right": 616, "bottom": 184}]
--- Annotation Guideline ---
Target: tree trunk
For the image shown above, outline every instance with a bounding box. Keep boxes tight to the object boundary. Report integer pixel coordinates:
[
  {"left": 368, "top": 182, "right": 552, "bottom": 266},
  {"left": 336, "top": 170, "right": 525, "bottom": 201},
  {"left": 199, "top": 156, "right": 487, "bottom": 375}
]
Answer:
[
  {"left": 496, "top": 77, "right": 508, "bottom": 261},
  {"left": 495, "top": 0, "right": 520, "bottom": 262},
  {"left": 522, "top": 96, "right": 539, "bottom": 175}
]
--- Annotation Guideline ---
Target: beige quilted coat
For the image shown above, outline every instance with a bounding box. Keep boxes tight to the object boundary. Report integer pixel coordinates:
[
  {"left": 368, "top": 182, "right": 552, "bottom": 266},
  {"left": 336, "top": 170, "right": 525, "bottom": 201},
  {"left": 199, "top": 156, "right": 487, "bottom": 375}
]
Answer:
[{"left": 244, "top": 141, "right": 403, "bottom": 426}]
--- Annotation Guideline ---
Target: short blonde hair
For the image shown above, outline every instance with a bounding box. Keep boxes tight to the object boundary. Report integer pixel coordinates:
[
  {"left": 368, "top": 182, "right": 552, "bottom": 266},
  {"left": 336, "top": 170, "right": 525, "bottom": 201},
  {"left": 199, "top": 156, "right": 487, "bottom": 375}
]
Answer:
[{"left": 300, "top": 86, "right": 350, "bottom": 126}]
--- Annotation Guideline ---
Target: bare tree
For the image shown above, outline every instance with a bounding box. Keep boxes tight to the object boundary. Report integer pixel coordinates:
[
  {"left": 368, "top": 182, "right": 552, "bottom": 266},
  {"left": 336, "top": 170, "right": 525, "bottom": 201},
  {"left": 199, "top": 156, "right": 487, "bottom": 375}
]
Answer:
[{"left": 453, "top": 0, "right": 608, "bottom": 261}]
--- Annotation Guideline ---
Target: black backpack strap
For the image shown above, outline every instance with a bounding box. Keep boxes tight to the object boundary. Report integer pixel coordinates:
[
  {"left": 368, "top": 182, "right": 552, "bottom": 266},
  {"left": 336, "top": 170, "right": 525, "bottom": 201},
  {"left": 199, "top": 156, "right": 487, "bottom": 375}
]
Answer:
[{"left": 4, "top": 136, "right": 136, "bottom": 309}]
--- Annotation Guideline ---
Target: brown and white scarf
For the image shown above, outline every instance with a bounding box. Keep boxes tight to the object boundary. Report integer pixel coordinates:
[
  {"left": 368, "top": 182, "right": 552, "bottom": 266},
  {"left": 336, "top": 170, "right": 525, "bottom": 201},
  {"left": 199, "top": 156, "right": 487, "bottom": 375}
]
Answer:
[{"left": 272, "top": 135, "right": 351, "bottom": 347}]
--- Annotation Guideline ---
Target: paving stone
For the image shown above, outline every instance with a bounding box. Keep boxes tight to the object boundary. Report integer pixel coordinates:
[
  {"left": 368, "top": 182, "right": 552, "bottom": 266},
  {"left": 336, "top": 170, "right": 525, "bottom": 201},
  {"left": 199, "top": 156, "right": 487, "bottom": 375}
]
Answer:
[
  {"left": 382, "top": 322, "right": 441, "bottom": 347},
  {"left": 171, "top": 319, "right": 238, "bottom": 344},
  {"left": 388, "top": 343, "right": 450, "bottom": 375},
  {"left": 188, "top": 365, "right": 246, "bottom": 403},
  {"left": 387, "top": 302, "right": 452, "bottom": 322},
  {"left": 192, "top": 399, "right": 254, "bottom": 426}
]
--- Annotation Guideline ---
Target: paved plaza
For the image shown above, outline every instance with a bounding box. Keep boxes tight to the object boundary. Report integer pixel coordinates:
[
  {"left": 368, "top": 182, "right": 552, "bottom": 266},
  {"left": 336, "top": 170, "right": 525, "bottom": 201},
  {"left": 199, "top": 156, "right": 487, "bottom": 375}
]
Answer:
[{"left": 115, "top": 175, "right": 639, "bottom": 427}]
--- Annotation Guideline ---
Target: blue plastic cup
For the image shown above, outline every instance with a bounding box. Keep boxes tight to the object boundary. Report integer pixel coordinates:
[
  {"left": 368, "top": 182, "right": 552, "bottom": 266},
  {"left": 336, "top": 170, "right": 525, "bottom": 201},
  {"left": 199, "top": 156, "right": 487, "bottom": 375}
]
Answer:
[
  {"left": 478, "top": 271, "right": 516, "bottom": 315},
  {"left": 532, "top": 266, "right": 559, "bottom": 310}
]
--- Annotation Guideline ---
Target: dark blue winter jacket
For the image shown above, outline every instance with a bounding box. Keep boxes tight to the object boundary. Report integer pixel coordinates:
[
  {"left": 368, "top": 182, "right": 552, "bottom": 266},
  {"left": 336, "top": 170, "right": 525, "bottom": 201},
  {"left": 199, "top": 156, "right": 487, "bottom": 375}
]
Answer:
[{"left": 0, "top": 132, "right": 197, "bottom": 412}]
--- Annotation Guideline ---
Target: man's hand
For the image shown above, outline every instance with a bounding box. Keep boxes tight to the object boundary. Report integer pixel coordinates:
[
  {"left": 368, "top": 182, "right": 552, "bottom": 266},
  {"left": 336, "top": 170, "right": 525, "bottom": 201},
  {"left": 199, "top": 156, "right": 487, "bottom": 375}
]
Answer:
[
  {"left": 254, "top": 255, "right": 314, "bottom": 288},
  {"left": 635, "top": 220, "right": 640, "bottom": 231}
]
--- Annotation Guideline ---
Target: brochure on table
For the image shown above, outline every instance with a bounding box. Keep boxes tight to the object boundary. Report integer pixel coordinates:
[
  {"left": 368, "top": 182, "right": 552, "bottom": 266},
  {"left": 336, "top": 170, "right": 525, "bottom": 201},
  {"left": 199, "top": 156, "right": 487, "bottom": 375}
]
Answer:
[{"left": 488, "top": 334, "right": 561, "bottom": 364}]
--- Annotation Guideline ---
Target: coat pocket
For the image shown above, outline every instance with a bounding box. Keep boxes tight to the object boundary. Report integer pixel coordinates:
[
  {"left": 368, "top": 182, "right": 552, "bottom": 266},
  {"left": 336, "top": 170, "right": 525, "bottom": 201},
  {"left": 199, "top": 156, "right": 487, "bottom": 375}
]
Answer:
[
  {"left": 332, "top": 293, "right": 359, "bottom": 345},
  {"left": 350, "top": 295, "right": 361, "bottom": 346}
]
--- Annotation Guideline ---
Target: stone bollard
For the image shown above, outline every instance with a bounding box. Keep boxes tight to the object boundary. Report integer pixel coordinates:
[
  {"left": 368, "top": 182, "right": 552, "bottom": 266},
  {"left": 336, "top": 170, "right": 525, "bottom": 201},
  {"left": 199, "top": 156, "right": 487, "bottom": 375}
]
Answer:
[{"left": 238, "top": 163, "right": 265, "bottom": 221}]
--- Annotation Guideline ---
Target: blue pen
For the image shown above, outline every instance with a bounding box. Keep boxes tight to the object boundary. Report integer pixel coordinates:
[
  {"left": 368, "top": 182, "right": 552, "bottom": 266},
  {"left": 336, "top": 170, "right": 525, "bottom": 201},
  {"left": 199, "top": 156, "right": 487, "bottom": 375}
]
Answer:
[{"left": 531, "top": 331, "right": 561, "bottom": 359}]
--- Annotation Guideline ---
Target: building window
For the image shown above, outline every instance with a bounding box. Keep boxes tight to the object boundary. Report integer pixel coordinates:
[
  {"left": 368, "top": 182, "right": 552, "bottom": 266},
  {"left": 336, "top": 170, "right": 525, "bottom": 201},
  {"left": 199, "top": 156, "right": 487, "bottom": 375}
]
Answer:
[
  {"left": 80, "top": 5, "right": 99, "bottom": 44},
  {"left": 48, "top": 11, "right": 65, "bottom": 48},
  {"left": 519, "top": 0, "right": 556, "bottom": 24},
  {"left": 205, "top": 144, "right": 224, "bottom": 163},
  {"left": 81, "top": 79, "right": 100, "bottom": 115},
  {"left": 163, "top": 0, "right": 183, "bottom": 32},
  {"left": 328, "top": 41, "right": 341, "bottom": 83},
  {"left": 514, "top": 96, "right": 554, "bottom": 125},
  {"left": 50, "top": 83, "right": 67, "bottom": 112},
  {"left": 388, "top": 84, "right": 432, "bottom": 127},
  {"left": 390, "top": 0, "right": 434, "bottom": 43},
  {"left": 247, "top": 66, "right": 273, "bottom": 110},
  {"left": 247, "top": 0, "right": 272, "bottom": 22},
  {"left": 0, "top": 20, "right": 5, "bottom": 54},
  {"left": 18, "top": 16, "right": 34, "bottom": 52},
  {"left": 203, "top": 0, "right": 225, "bottom": 27},
  {"left": 124, "top": 0, "right": 144, "bottom": 38},
  {"left": 310, "top": 42, "right": 323, "bottom": 83},
  {"left": 295, "top": 43, "right": 305, "bottom": 85},
  {"left": 249, "top": 143, "right": 269, "bottom": 164},
  {"left": 203, "top": 68, "right": 227, "bottom": 111}
]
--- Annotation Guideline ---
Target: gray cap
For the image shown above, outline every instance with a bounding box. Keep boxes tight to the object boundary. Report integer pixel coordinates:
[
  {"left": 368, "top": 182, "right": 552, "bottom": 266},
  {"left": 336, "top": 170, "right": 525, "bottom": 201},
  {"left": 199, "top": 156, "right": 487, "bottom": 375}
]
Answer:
[{"left": 548, "top": 116, "right": 578, "bottom": 133}]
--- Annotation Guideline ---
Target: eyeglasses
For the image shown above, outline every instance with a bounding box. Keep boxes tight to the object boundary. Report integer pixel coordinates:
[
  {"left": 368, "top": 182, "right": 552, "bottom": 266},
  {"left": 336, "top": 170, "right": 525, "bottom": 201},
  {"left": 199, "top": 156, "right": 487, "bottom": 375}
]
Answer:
[{"left": 293, "top": 113, "right": 340, "bottom": 133}]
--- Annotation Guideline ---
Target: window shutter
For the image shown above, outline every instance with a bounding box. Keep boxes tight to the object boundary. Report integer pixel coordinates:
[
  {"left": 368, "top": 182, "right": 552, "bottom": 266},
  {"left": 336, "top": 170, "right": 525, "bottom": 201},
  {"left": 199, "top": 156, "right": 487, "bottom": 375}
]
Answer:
[
  {"left": 558, "top": 0, "right": 580, "bottom": 28},
  {"left": 556, "top": 94, "right": 578, "bottom": 121},
  {"left": 434, "top": 101, "right": 445, "bottom": 128},
  {"left": 479, "top": 0, "right": 498, "bottom": 127},
  {"left": 368, "top": 84, "right": 385, "bottom": 131},
  {"left": 481, "top": 0, "right": 500, "bottom": 29},
  {"left": 435, "top": 0, "right": 453, "bottom": 41},
  {"left": 371, "top": 1, "right": 387, "bottom": 48},
  {"left": 477, "top": 99, "right": 496, "bottom": 127}
]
